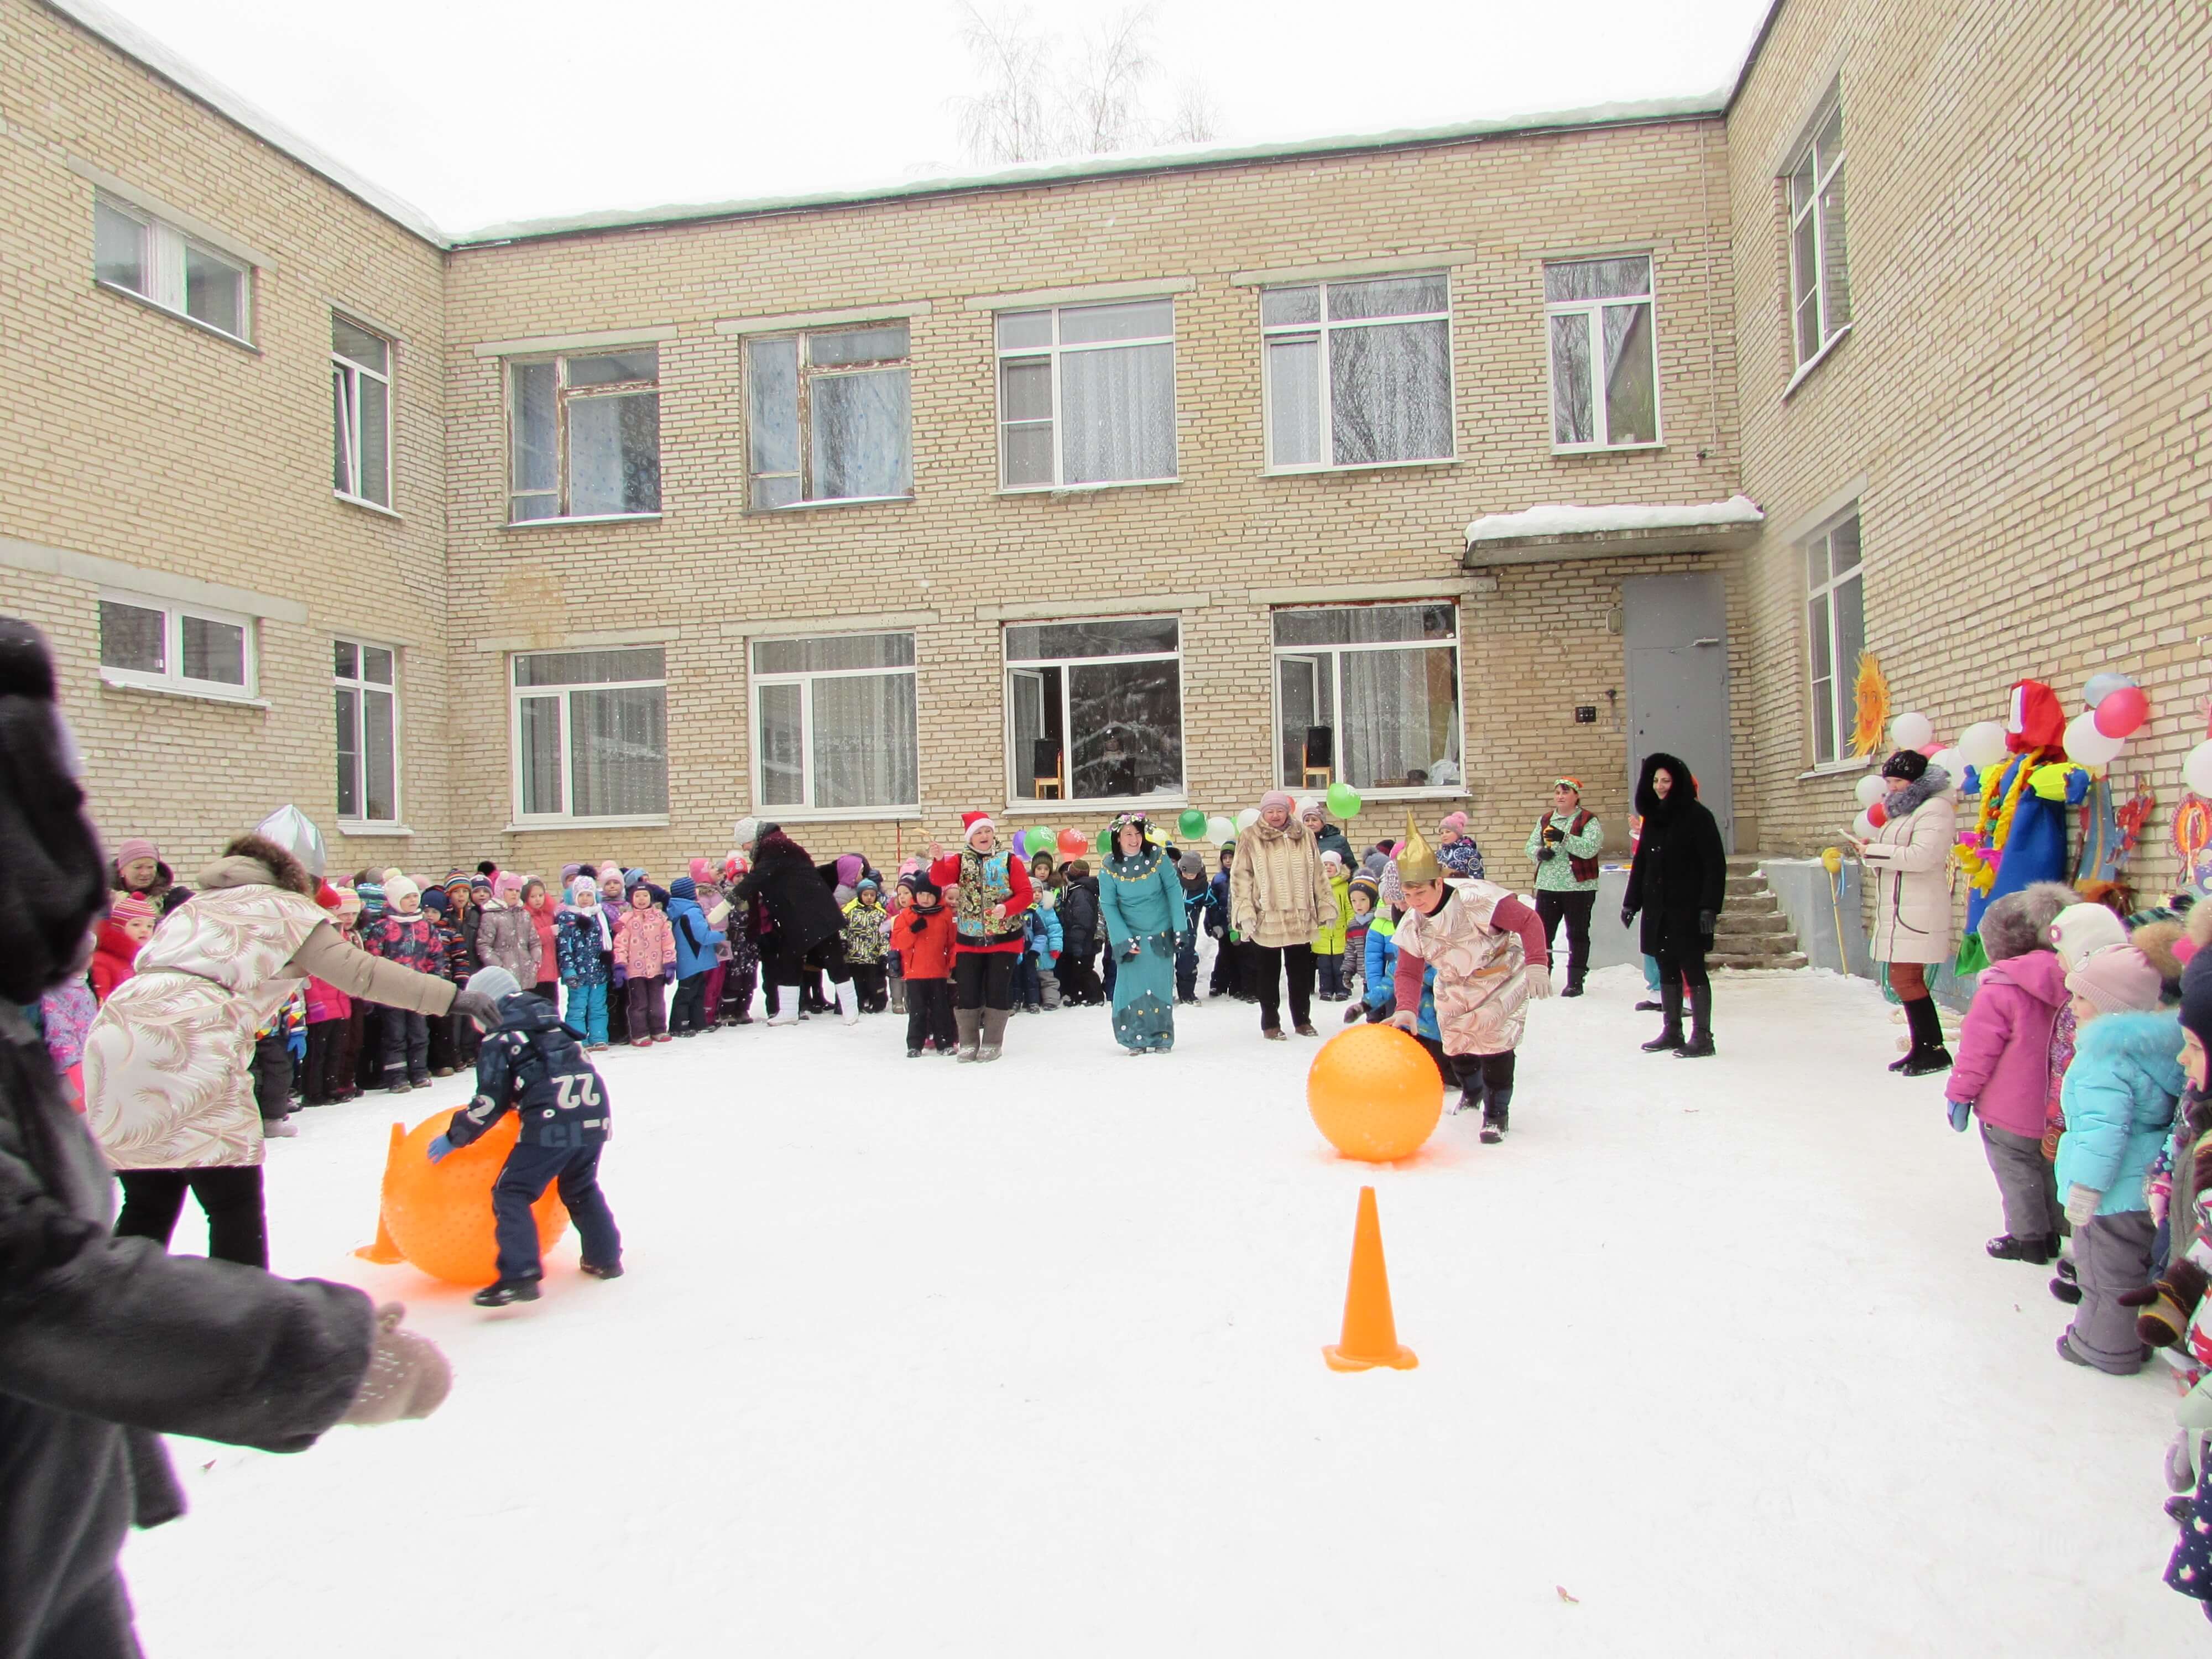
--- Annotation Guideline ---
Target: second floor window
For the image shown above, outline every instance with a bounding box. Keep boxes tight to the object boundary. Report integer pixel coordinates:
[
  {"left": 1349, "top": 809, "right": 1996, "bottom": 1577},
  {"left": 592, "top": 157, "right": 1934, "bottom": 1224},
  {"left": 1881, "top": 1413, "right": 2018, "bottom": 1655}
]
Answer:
[
  {"left": 1790, "top": 97, "right": 1851, "bottom": 366},
  {"left": 748, "top": 324, "right": 914, "bottom": 508},
  {"left": 507, "top": 349, "right": 661, "bottom": 522},
  {"left": 331, "top": 317, "right": 393, "bottom": 508},
  {"left": 1546, "top": 257, "right": 1658, "bottom": 449},
  {"left": 93, "top": 194, "right": 251, "bottom": 342},
  {"left": 1804, "top": 509, "right": 1864, "bottom": 766},
  {"left": 1262, "top": 273, "right": 1452, "bottom": 469},
  {"left": 750, "top": 633, "right": 919, "bottom": 812},
  {"left": 997, "top": 300, "right": 1176, "bottom": 489}
]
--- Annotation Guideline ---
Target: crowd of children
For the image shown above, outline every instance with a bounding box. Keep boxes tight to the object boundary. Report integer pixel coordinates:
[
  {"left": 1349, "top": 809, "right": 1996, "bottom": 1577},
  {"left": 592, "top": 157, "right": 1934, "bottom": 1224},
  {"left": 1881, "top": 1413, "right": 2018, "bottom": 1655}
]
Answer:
[{"left": 1940, "top": 879, "right": 2212, "bottom": 1618}]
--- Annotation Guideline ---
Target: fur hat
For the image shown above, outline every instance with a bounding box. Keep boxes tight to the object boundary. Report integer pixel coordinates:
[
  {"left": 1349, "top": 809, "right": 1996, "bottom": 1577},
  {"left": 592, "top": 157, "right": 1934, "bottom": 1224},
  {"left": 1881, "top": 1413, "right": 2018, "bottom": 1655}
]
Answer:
[
  {"left": 2050, "top": 902, "right": 2129, "bottom": 969},
  {"left": 109, "top": 891, "right": 155, "bottom": 925},
  {"left": 2130, "top": 919, "right": 2186, "bottom": 1000},
  {"left": 2065, "top": 945, "right": 2162, "bottom": 1016},
  {"left": 384, "top": 874, "right": 421, "bottom": 910},
  {"left": 466, "top": 965, "right": 520, "bottom": 1005},
  {"left": 115, "top": 836, "right": 159, "bottom": 869},
  {"left": 1881, "top": 748, "right": 1929, "bottom": 782},
  {"left": 962, "top": 811, "right": 995, "bottom": 846},
  {"left": 1977, "top": 888, "right": 2060, "bottom": 964}
]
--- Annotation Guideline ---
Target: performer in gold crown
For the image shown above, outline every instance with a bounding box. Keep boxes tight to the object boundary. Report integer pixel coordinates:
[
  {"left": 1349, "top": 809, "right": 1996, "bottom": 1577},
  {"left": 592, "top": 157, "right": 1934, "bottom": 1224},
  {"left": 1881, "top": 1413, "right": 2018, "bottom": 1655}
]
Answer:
[{"left": 1388, "top": 813, "right": 1554, "bottom": 1144}]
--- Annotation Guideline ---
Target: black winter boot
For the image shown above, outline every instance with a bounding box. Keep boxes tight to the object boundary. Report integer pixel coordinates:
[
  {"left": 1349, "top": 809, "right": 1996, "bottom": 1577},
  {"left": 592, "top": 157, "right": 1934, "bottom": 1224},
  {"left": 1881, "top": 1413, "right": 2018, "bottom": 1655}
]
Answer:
[
  {"left": 1898, "top": 997, "right": 1952, "bottom": 1076},
  {"left": 1674, "top": 985, "right": 1715, "bottom": 1058},
  {"left": 1642, "top": 980, "right": 1685, "bottom": 1052},
  {"left": 1480, "top": 1086, "right": 1511, "bottom": 1145}
]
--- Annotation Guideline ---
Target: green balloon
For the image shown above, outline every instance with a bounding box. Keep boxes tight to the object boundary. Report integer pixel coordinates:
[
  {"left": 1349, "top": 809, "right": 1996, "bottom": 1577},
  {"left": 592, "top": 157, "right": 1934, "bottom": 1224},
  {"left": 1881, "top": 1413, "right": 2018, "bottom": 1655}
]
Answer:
[
  {"left": 1031, "top": 827, "right": 1053, "bottom": 855},
  {"left": 1095, "top": 826, "right": 1112, "bottom": 857},
  {"left": 1177, "top": 806, "right": 1208, "bottom": 839},
  {"left": 1326, "top": 781, "right": 1363, "bottom": 819}
]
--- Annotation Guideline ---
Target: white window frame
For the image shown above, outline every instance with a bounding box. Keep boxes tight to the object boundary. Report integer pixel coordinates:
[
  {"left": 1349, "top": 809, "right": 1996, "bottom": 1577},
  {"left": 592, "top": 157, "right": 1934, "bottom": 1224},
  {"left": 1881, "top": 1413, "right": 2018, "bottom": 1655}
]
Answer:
[
  {"left": 508, "top": 648, "right": 670, "bottom": 827},
  {"left": 1803, "top": 508, "right": 1865, "bottom": 769},
  {"left": 747, "top": 633, "right": 920, "bottom": 816},
  {"left": 504, "top": 349, "right": 662, "bottom": 525},
  {"left": 1788, "top": 93, "right": 1851, "bottom": 369},
  {"left": 333, "top": 638, "right": 403, "bottom": 828},
  {"left": 746, "top": 325, "right": 915, "bottom": 509},
  {"left": 1268, "top": 602, "right": 1467, "bottom": 799},
  {"left": 97, "top": 589, "right": 258, "bottom": 701},
  {"left": 332, "top": 316, "right": 394, "bottom": 512},
  {"left": 1001, "top": 615, "right": 1185, "bottom": 808},
  {"left": 1259, "top": 272, "right": 1456, "bottom": 474},
  {"left": 92, "top": 194, "right": 252, "bottom": 345},
  {"left": 1544, "top": 256, "right": 1663, "bottom": 452},
  {"left": 994, "top": 301, "right": 1178, "bottom": 492}
]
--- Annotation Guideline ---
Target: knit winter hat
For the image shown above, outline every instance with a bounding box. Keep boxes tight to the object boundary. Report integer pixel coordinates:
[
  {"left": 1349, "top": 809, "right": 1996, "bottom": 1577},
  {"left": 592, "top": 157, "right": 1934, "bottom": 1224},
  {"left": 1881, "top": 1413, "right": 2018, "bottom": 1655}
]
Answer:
[
  {"left": 858, "top": 877, "right": 879, "bottom": 893},
  {"left": 1321, "top": 849, "right": 1343, "bottom": 868},
  {"left": 1440, "top": 811, "right": 1468, "bottom": 834},
  {"left": 2180, "top": 939, "right": 2212, "bottom": 1051},
  {"left": 560, "top": 863, "right": 581, "bottom": 883},
  {"left": 570, "top": 875, "right": 597, "bottom": 903},
  {"left": 469, "top": 875, "right": 493, "bottom": 895},
  {"left": 1259, "top": 790, "right": 1295, "bottom": 815},
  {"left": 1349, "top": 873, "right": 1380, "bottom": 907},
  {"left": 623, "top": 868, "right": 645, "bottom": 888},
  {"left": 495, "top": 872, "right": 525, "bottom": 900},
  {"left": 1298, "top": 799, "right": 1325, "bottom": 820},
  {"left": 466, "top": 965, "right": 520, "bottom": 1005},
  {"left": 962, "top": 811, "right": 995, "bottom": 846},
  {"left": 908, "top": 869, "right": 941, "bottom": 899},
  {"left": 332, "top": 886, "right": 363, "bottom": 919},
  {"left": 2051, "top": 902, "right": 2129, "bottom": 969},
  {"left": 109, "top": 891, "right": 155, "bottom": 925},
  {"left": 1881, "top": 748, "right": 1929, "bottom": 782},
  {"left": 1178, "top": 853, "right": 1203, "bottom": 877},
  {"left": 2065, "top": 945, "right": 2162, "bottom": 1016},
  {"left": 690, "top": 857, "right": 713, "bottom": 884},
  {"left": 836, "top": 854, "right": 863, "bottom": 887},
  {"left": 669, "top": 876, "right": 696, "bottom": 902},
  {"left": 115, "top": 836, "right": 159, "bottom": 869},
  {"left": 421, "top": 886, "right": 450, "bottom": 916},
  {"left": 384, "top": 874, "right": 421, "bottom": 910},
  {"left": 733, "top": 817, "right": 761, "bottom": 851}
]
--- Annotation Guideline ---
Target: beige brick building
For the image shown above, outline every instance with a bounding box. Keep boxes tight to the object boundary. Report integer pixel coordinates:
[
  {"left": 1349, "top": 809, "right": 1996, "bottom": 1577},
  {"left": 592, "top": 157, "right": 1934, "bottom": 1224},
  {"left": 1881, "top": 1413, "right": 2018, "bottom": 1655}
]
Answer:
[{"left": 3, "top": 0, "right": 2205, "bottom": 919}]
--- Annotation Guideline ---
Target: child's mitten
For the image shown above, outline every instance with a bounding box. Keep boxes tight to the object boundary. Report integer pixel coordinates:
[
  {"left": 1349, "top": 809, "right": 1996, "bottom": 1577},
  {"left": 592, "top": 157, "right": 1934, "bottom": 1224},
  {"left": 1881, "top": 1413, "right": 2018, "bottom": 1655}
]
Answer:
[
  {"left": 1947, "top": 1098, "right": 1972, "bottom": 1133},
  {"left": 2064, "top": 1184, "right": 2104, "bottom": 1227},
  {"left": 2122, "top": 1259, "right": 2211, "bottom": 1347}
]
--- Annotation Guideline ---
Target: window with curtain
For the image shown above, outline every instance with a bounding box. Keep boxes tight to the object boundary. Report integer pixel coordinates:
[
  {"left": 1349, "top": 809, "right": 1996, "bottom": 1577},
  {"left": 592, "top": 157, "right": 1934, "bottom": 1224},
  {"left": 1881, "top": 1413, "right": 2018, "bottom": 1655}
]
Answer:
[
  {"left": 510, "top": 648, "right": 668, "bottom": 822},
  {"left": 1005, "top": 617, "right": 1183, "bottom": 802},
  {"left": 747, "top": 324, "right": 914, "bottom": 508},
  {"left": 333, "top": 638, "right": 400, "bottom": 823},
  {"left": 99, "top": 592, "right": 255, "bottom": 699},
  {"left": 1789, "top": 94, "right": 1851, "bottom": 367},
  {"left": 1803, "top": 509, "right": 1865, "bottom": 766},
  {"left": 1261, "top": 274, "right": 1453, "bottom": 469},
  {"left": 1271, "top": 604, "right": 1461, "bottom": 792},
  {"left": 93, "top": 193, "right": 252, "bottom": 342},
  {"left": 996, "top": 300, "right": 1176, "bottom": 488},
  {"left": 507, "top": 349, "right": 661, "bottom": 522},
  {"left": 1546, "top": 256, "right": 1659, "bottom": 449},
  {"left": 749, "top": 633, "right": 919, "bottom": 812}
]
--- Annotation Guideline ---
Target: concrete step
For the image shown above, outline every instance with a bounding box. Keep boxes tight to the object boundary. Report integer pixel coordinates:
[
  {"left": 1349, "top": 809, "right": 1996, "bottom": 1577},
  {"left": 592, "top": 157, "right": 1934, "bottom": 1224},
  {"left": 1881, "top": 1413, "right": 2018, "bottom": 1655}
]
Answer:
[
  {"left": 1724, "top": 874, "right": 1771, "bottom": 897},
  {"left": 1714, "top": 911, "right": 1792, "bottom": 937},
  {"left": 1725, "top": 856, "right": 1765, "bottom": 874},
  {"left": 1712, "top": 950, "right": 1809, "bottom": 971}
]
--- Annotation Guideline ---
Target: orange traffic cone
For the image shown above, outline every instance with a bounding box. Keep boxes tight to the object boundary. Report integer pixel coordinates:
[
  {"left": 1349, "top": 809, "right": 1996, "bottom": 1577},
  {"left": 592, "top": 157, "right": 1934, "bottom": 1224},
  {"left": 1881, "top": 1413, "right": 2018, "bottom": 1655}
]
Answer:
[
  {"left": 1323, "top": 1185, "right": 1417, "bottom": 1371},
  {"left": 353, "top": 1122, "right": 406, "bottom": 1265}
]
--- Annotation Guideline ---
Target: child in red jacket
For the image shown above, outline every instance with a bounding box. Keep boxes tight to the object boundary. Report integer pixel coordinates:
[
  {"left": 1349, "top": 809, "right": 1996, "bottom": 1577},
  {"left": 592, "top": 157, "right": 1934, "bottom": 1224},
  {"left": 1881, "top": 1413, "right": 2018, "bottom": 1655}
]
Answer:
[
  {"left": 88, "top": 891, "right": 156, "bottom": 1002},
  {"left": 894, "top": 871, "right": 958, "bottom": 1057}
]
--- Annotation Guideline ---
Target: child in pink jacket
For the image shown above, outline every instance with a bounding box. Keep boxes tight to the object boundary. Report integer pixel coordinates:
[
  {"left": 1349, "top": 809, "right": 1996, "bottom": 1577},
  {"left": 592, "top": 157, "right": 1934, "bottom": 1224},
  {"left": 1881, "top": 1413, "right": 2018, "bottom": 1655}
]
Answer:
[
  {"left": 613, "top": 884, "right": 676, "bottom": 1046},
  {"left": 1948, "top": 888, "right": 2073, "bottom": 1262}
]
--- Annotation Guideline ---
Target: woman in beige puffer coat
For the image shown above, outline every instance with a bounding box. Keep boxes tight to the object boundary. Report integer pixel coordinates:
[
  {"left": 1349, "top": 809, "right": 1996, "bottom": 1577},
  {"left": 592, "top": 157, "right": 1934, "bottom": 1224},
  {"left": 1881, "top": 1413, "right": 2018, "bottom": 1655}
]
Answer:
[
  {"left": 1856, "top": 750, "right": 1958, "bottom": 1075},
  {"left": 1229, "top": 789, "right": 1334, "bottom": 1040}
]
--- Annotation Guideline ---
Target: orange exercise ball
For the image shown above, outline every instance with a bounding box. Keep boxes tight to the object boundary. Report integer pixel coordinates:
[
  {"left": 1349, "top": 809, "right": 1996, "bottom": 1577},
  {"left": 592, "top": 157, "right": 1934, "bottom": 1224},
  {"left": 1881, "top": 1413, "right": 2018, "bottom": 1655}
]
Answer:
[
  {"left": 1307, "top": 1024, "right": 1445, "bottom": 1162},
  {"left": 382, "top": 1111, "right": 567, "bottom": 1286}
]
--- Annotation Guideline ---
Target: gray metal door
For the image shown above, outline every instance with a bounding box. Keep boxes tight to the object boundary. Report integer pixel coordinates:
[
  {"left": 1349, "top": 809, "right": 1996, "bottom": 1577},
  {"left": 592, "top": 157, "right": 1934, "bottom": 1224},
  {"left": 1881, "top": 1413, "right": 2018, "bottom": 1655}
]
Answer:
[{"left": 1623, "top": 572, "right": 1733, "bottom": 851}]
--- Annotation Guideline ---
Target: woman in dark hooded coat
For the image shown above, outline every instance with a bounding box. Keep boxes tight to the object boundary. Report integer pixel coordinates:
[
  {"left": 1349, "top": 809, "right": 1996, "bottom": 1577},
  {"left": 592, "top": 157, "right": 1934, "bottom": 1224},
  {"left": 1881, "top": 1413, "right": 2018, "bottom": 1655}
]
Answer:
[
  {"left": 732, "top": 820, "right": 857, "bottom": 1024},
  {"left": 1621, "top": 751, "right": 1728, "bottom": 1057},
  {"left": 0, "top": 620, "right": 450, "bottom": 1659}
]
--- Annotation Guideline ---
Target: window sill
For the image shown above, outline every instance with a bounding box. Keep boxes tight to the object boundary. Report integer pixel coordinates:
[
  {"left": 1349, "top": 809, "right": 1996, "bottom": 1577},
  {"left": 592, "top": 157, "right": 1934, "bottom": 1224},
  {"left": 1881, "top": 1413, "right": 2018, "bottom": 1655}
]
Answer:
[
  {"left": 503, "top": 815, "right": 670, "bottom": 833},
  {"left": 997, "top": 478, "right": 1179, "bottom": 499},
  {"left": 335, "top": 492, "right": 400, "bottom": 521},
  {"left": 757, "top": 806, "right": 924, "bottom": 823},
  {"left": 1797, "top": 757, "right": 1873, "bottom": 780},
  {"left": 1550, "top": 441, "right": 1665, "bottom": 458},
  {"left": 336, "top": 822, "right": 414, "bottom": 838},
  {"left": 501, "top": 513, "right": 664, "bottom": 530},
  {"left": 1261, "top": 457, "right": 1459, "bottom": 478},
  {"left": 1783, "top": 325, "right": 1853, "bottom": 400},
  {"left": 1007, "top": 797, "right": 1188, "bottom": 816},
  {"left": 98, "top": 669, "right": 267, "bottom": 708},
  {"left": 747, "top": 495, "right": 915, "bottom": 516},
  {"left": 95, "top": 280, "right": 258, "bottom": 353}
]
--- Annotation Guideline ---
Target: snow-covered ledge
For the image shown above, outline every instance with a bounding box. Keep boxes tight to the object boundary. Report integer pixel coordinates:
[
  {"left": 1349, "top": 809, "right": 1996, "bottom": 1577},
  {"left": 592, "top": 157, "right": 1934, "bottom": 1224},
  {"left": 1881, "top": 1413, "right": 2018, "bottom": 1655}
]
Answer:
[{"left": 1462, "top": 494, "right": 1764, "bottom": 567}]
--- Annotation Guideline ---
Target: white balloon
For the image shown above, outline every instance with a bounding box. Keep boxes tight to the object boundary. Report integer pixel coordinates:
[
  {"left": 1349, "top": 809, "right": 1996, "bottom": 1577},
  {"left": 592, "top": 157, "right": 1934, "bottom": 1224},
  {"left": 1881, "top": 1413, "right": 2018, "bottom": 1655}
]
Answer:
[
  {"left": 2185, "top": 740, "right": 2212, "bottom": 798},
  {"left": 1853, "top": 810, "right": 1877, "bottom": 840},
  {"left": 1929, "top": 748, "right": 1966, "bottom": 780},
  {"left": 1854, "top": 774, "right": 1887, "bottom": 810},
  {"left": 2064, "top": 709, "right": 2124, "bottom": 768},
  {"left": 1890, "top": 712, "right": 1934, "bottom": 750},
  {"left": 1235, "top": 807, "right": 1260, "bottom": 832},
  {"left": 1959, "top": 721, "right": 2009, "bottom": 769}
]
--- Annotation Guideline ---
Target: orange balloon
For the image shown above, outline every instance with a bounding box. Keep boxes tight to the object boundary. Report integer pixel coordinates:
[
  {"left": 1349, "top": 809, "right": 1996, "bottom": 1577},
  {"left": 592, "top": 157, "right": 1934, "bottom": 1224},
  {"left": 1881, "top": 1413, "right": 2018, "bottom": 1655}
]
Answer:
[
  {"left": 1306, "top": 1024, "right": 1445, "bottom": 1162},
  {"left": 380, "top": 1111, "right": 567, "bottom": 1286}
]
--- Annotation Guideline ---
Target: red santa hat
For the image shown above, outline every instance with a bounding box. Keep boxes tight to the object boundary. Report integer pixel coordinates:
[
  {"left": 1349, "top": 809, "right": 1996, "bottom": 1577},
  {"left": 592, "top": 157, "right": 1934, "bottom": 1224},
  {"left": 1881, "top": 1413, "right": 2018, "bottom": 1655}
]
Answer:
[
  {"left": 2007, "top": 679, "right": 2067, "bottom": 754},
  {"left": 961, "top": 811, "right": 996, "bottom": 846}
]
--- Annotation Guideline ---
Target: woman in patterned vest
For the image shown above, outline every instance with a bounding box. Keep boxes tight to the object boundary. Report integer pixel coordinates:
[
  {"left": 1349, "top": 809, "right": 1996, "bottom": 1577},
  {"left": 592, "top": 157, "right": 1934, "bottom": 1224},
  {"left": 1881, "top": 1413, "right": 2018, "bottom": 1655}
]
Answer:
[{"left": 928, "top": 811, "right": 1034, "bottom": 1062}]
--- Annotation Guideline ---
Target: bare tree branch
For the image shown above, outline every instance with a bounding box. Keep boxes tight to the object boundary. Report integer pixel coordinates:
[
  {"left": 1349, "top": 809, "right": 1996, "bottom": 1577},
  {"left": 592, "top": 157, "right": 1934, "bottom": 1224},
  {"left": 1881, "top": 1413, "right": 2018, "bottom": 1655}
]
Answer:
[
  {"left": 949, "top": 0, "right": 1214, "bottom": 165},
  {"left": 951, "top": 2, "right": 1055, "bottom": 165},
  {"left": 1160, "top": 76, "right": 1217, "bottom": 147}
]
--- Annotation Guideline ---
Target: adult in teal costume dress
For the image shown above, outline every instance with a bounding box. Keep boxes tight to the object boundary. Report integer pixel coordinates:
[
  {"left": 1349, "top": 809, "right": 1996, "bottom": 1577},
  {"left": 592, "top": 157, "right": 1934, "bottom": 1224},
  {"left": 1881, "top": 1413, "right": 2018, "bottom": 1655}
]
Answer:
[{"left": 1098, "top": 812, "right": 1182, "bottom": 1054}]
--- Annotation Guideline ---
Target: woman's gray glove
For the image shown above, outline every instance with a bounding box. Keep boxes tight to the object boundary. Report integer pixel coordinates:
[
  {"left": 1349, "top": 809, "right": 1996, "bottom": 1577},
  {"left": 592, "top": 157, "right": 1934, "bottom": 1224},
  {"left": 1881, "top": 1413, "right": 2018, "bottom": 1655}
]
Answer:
[
  {"left": 452, "top": 987, "right": 503, "bottom": 1029},
  {"left": 339, "top": 1303, "right": 452, "bottom": 1426}
]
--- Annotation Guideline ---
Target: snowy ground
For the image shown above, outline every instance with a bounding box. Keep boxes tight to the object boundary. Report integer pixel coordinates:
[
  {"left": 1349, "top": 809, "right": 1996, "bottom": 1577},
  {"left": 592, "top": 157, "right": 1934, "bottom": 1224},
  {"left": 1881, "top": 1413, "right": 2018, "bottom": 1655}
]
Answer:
[{"left": 124, "top": 966, "right": 2207, "bottom": 1656}]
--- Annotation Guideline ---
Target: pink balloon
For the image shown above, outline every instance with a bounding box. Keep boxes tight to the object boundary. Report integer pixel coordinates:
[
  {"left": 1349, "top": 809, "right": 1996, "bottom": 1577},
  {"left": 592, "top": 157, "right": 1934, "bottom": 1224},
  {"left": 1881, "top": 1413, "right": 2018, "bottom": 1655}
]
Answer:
[
  {"left": 1918, "top": 743, "right": 1943, "bottom": 758},
  {"left": 2093, "top": 685, "right": 2148, "bottom": 738}
]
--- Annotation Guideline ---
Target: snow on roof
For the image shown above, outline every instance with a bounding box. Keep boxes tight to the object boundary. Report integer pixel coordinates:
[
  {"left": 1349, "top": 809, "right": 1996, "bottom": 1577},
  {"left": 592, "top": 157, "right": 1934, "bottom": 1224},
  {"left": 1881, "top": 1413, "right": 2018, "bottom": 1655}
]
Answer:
[
  {"left": 452, "top": 94, "right": 1726, "bottom": 246},
  {"left": 45, "top": 0, "right": 447, "bottom": 247},
  {"left": 1464, "top": 495, "right": 1764, "bottom": 545}
]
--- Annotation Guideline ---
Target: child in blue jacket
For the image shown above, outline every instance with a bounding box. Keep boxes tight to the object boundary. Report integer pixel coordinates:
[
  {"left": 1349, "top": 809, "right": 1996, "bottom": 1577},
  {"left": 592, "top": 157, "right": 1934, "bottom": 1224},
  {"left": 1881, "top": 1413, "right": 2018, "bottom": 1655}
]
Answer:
[
  {"left": 1016, "top": 894, "right": 1063, "bottom": 1012},
  {"left": 2055, "top": 945, "right": 2185, "bottom": 1374},
  {"left": 665, "top": 875, "right": 726, "bottom": 1037},
  {"left": 432, "top": 967, "right": 624, "bottom": 1306},
  {"left": 1361, "top": 911, "right": 1451, "bottom": 1098}
]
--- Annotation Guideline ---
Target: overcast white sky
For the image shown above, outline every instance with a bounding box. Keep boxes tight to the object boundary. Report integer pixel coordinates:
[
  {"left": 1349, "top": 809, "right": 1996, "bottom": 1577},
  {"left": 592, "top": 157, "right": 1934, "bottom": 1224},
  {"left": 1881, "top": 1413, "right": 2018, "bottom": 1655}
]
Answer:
[{"left": 91, "top": 0, "right": 1775, "bottom": 236}]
